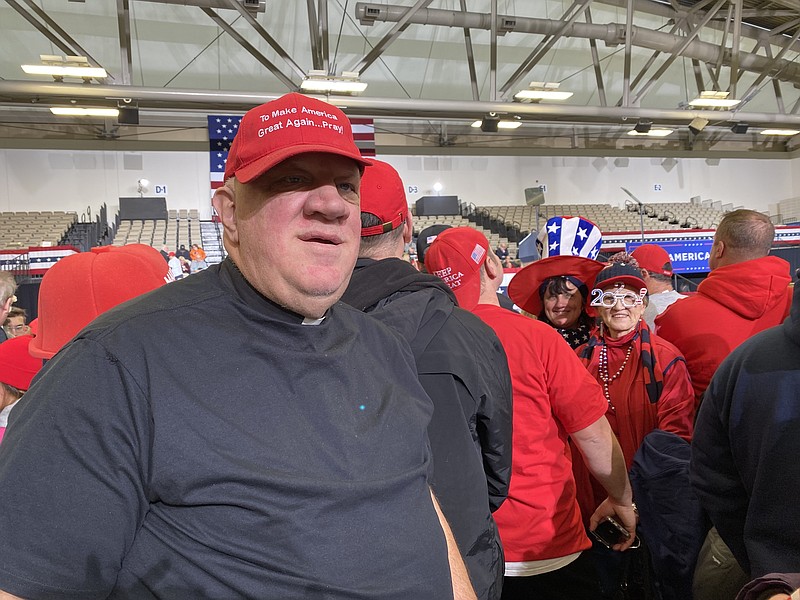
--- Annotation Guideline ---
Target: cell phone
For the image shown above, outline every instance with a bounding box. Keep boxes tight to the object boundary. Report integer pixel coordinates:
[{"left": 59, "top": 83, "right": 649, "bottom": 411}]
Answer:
[{"left": 591, "top": 516, "right": 631, "bottom": 549}]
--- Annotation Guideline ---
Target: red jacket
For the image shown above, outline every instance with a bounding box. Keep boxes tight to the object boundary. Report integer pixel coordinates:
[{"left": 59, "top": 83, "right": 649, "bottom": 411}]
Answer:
[
  {"left": 573, "top": 324, "right": 695, "bottom": 521},
  {"left": 655, "top": 256, "right": 792, "bottom": 406}
]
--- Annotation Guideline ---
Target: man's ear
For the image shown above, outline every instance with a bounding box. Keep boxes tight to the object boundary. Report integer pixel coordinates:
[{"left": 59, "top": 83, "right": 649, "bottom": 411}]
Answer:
[
  {"left": 713, "top": 239, "right": 725, "bottom": 260},
  {"left": 402, "top": 213, "right": 413, "bottom": 245},
  {"left": 212, "top": 185, "right": 239, "bottom": 246},
  {"left": 484, "top": 252, "right": 501, "bottom": 281}
]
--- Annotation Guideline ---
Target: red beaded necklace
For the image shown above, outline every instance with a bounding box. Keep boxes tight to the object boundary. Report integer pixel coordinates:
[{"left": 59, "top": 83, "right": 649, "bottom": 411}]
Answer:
[{"left": 598, "top": 341, "right": 633, "bottom": 409}]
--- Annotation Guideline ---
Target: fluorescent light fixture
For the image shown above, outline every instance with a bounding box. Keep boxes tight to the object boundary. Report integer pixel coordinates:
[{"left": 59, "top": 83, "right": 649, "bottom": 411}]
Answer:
[
  {"left": 22, "top": 54, "right": 107, "bottom": 79},
  {"left": 471, "top": 120, "right": 521, "bottom": 129},
  {"left": 688, "top": 91, "right": 740, "bottom": 108},
  {"left": 759, "top": 129, "right": 800, "bottom": 136},
  {"left": 300, "top": 70, "right": 367, "bottom": 94},
  {"left": 626, "top": 128, "right": 674, "bottom": 137},
  {"left": 514, "top": 81, "right": 573, "bottom": 101},
  {"left": 50, "top": 107, "right": 120, "bottom": 117},
  {"left": 22, "top": 64, "right": 108, "bottom": 78}
]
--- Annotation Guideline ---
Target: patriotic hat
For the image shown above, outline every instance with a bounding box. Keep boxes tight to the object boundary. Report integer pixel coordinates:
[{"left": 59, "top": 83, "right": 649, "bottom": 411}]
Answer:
[
  {"left": 538, "top": 215, "right": 603, "bottom": 259},
  {"left": 424, "top": 227, "right": 490, "bottom": 311},
  {"left": 508, "top": 216, "right": 604, "bottom": 316},
  {"left": 224, "top": 93, "right": 371, "bottom": 183}
]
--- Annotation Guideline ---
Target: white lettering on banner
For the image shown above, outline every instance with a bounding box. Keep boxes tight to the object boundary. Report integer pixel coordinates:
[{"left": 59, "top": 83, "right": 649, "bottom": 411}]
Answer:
[
  {"left": 301, "top": 105, "right": 339, "bottom": 120},
  {"left": 669, "top": 251, "right": 710, "bottom": 262}
]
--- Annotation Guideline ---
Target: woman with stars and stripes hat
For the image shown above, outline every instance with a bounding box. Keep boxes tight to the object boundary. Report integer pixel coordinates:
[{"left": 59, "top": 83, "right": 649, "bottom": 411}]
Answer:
[{"left": 508, "top": 216, "right": 605, "bottom": 348}]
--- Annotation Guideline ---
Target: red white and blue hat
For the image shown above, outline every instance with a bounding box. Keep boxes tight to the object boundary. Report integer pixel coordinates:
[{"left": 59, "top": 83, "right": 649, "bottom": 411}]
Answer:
[
  {"left": 538, "top": 215, "right": 603, "bottom": 259},
  {"left": 508, "top": 216, "right": 604, "bottom": 316}
]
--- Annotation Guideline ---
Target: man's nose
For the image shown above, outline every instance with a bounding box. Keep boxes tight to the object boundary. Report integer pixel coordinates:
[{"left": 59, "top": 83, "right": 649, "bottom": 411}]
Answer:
[{"left": 305, "top": 183, "right": 350, "bottom": 220}]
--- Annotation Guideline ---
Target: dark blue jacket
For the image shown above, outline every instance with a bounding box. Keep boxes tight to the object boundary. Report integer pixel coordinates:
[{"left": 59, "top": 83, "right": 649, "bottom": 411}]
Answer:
[
  {"left": 691, "top": 283, "right": 800, "bottom": 578},
  {"left": 630, "top": 429, "right": 707, "bottom": 600}
]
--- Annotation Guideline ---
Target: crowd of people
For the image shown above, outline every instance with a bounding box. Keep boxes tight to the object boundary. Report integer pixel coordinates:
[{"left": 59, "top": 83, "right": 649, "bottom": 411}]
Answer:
[
  {"left": 0, "top": 92, "right": 797, "bottom": 600},
  {"left": 160, "top": 243, "right": 208, "bottom": 279}
]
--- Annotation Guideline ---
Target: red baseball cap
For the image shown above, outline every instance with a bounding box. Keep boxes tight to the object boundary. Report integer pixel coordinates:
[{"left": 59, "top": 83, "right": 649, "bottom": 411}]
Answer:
[
  {"left": 29, "top": 244, "right": 171, "bottom": 359},
  {"left": 631, "top": 244, "right": 673, "bottom": 276},
  {"left": 0, "top": 335, "right": 42, "bottom": 391},
  {"left": 359, "top": 159, "right": 408, "bottom": 237},
  {"left": 224, "top": 93, "right": 372, "bottom": 183},
  {"left": 424, "top": 227, "right": 490, "bottom": 310}
]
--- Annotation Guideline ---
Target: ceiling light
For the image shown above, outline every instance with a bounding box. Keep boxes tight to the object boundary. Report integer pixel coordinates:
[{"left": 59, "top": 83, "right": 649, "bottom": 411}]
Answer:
[
  {"left": 759, "top": 129, "right": 800, "bottom": 136},
  {"left": 514, "top": 82, "right": 573, "bottom": 101},
  {"left": 471, "top": 119, "right": 521, "bottom": 130},
  {"left": 50, "top": 107, "right": 120, "bottom": 117},
  {"left": 22, "top": 55, "right": 107, "bottom": 79},
  {"left": 626, "top": 128, "right": 674, "bottom": 137},
  {"left": 688, "top": 91, "right": 740, "bottom": 108},
  {"left": 300, "top": 70, "right": 367, "bottom": 94}
]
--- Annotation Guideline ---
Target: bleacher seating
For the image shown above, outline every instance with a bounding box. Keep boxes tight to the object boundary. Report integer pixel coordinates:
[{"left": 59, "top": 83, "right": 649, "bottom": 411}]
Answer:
[
  {"left": 413, "top": 214, "right": 517, "bottom": 258},
  {"left": 112, "top": 211, "right": 204, "bottom": 251},
  {"left": 480, "top": 201, "right": 726, "bottom": 234},
  {"left": 0, "top": 211, "right": 78, "bottom": 249}
]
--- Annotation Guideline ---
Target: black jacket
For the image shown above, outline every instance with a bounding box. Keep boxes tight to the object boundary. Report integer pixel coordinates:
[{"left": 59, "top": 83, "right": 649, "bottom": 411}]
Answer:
[
  {"left": 342, "top": 257, "right": 513, "bottom": 600},
  {"left": 691, "top": 283, "right": 800, "bottom": 578}
]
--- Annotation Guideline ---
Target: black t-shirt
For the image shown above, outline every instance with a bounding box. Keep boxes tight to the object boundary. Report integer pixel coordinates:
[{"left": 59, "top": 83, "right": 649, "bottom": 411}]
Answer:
[{"left": 0, "top": 260, "right": 452, "bottom": 600}]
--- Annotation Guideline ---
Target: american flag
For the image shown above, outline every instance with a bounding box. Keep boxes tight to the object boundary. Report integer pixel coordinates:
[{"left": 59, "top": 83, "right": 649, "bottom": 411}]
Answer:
[
  {"left": 208, "top": 115, "right": 242, "bottom": 194},
  {"left": 351, "top": 118, "right": 376, "bottom": 157}
]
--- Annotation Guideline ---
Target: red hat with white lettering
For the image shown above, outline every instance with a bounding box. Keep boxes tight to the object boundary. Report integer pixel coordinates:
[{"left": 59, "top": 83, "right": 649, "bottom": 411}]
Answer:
[
  {"left": 424, "top": 227, "right": 490, "bottom": 311},
  {"left": 359, "top": 159, "right": 408, "bottom": 237},
  {"left": 224, "top": 93, "right": 372, "bottom": 183}
]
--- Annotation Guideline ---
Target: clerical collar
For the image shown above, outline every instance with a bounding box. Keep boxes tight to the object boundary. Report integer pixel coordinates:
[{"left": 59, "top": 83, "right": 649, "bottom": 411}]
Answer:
[{"left": 222, "top": 258, "right": 328, "bottom": 325}]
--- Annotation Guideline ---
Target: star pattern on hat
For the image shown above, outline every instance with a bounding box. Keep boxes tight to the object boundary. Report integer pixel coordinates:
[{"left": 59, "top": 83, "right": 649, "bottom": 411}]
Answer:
[
  {"left": 577, "top": 227, "right": 588, "bottom": 240},
  {"left": 548, "top": 222, "right": 560, "bottom": 234},
  {"left": 549, "top": 241, "right": 559, "bottom": 251}
]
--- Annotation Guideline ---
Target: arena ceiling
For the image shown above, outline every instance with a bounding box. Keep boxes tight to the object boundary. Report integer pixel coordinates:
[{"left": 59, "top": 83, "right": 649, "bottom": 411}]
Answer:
[{"left": 2, "top": 0, "right": 800, "bottom": 156}]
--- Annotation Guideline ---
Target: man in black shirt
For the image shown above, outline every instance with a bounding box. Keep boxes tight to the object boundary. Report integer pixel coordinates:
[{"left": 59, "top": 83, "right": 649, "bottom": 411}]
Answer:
[
  {"left": 341, "top": 159, "right": 513, "bottom": 600},
  {"left": 0, "top": 94, "right": 474, "bottom": 600}
]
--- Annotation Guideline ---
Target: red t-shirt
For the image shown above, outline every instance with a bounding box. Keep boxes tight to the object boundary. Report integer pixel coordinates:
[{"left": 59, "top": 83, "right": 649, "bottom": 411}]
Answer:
[{"left": 473, "top": 304, "right": 608, "bottom": 562}]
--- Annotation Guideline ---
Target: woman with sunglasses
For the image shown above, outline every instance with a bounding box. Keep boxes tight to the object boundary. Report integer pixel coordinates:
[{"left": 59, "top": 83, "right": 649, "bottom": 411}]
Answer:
[{"left": 573, "top": 255, "right": 696, "bottom": 598}]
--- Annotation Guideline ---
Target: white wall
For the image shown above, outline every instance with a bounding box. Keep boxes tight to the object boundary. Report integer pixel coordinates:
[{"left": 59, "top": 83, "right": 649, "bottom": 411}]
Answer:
[
  {"left": 0, "top": 149, "right": 798, "bottom": 221},
  {"left": 0, "top": 149, "right": 212, "bottom": 223}
]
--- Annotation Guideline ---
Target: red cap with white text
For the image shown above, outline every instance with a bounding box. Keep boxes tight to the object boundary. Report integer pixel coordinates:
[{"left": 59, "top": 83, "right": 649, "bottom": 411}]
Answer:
[
  {"left": 424, "top": 227, "right": 490, "bottom": 310},
  {"left": 224, "top": 93, "right": 371, "bottom": 183}
]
